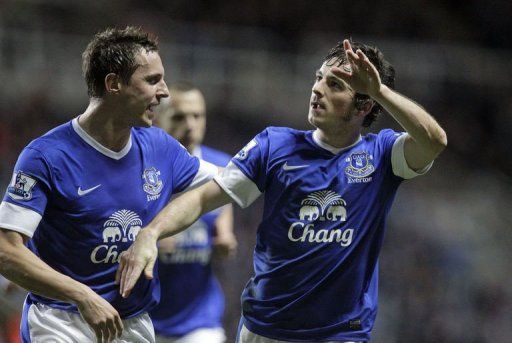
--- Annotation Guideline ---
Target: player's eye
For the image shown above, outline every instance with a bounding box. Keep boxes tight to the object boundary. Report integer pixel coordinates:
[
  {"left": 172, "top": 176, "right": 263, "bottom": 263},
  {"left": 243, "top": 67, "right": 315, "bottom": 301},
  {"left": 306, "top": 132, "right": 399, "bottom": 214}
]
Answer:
[
  {"left": 171, "top": 114, "right": 185, "bottom": 122},
  {"left": 328, "top": 80, "right": 342, "bottom": 90},
  {"left": 146, "top": 76, "right": 161, "bottom": 85}
]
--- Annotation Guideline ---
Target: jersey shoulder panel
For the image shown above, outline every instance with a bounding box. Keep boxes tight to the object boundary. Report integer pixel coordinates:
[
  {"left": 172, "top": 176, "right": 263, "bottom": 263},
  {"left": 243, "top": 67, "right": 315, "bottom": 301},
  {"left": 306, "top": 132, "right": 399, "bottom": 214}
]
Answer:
[
  {"left": 25, "top": 121, "right": 76, "bottom": 160},
  {"left": 200, "top": 145, "right": 231, "bottom": 167}
]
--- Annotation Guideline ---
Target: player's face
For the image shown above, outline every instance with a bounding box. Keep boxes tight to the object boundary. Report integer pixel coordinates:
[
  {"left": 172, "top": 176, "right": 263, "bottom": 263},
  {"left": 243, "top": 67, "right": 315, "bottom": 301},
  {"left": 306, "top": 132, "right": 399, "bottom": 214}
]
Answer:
[
  {"left": 159, "top": 90, "right": 206, "bottom": 151},
  {"left": 120, "top": 50, "right": 169, "bottom": 127},
  {"left": 308, "top": 59, "right": 359, "bottom": 131}
]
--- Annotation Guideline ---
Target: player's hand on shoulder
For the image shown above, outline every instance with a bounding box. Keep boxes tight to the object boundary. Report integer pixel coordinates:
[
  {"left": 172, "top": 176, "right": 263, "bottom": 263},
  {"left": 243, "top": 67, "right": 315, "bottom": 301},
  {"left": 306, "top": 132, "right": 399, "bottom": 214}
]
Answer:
[
  {"left": 116, "top": 228, "right": 158, "bottom": 298},
  {"left": 76, "top": 288, "right": 123, "bottom": 343},
  {"left": 332, "top": 39, "right": 383, "bottom": 98}
]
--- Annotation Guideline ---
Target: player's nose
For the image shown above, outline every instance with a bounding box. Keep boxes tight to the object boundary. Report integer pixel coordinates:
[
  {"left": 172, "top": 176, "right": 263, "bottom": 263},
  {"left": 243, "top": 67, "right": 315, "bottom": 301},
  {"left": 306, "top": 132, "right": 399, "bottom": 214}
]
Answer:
[{"left": 157, "top": 80, "right": 169, "bottom": 100}]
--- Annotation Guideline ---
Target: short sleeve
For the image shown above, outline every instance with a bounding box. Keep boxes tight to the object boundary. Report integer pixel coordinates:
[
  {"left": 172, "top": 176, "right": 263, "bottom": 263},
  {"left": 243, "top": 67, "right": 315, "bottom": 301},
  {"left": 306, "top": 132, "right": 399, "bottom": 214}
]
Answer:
[
  {"left": 215, "top": 161, "right": 262, "bottom": 208},
  {"left": 3, "top": 147, "right": 52, "bottom": 214},
  {"left": 229, "top": 129, "right": 270, "bottom": 192},
  {"left": 391, "top": 133, "right": 433, "bottom": 179},
  {"left": 171, "top": 143, "right": 202, "bottom": 193},
  {"left": 0, "top": 147, "right": 52, "bottom": 237}
]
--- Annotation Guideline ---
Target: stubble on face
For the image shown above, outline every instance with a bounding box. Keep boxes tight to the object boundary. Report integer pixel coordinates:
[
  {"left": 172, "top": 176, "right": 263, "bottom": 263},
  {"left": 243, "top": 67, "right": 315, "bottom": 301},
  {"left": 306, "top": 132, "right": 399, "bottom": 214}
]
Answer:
[{"left": 308, "top": 63, "right": 357, "bottom": 131}]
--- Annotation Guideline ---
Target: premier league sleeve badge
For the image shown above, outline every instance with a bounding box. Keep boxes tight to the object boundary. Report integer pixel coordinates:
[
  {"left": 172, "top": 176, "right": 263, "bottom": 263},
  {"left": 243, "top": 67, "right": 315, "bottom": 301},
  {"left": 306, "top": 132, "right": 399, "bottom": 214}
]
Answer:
[{"left": 8, "top": 171, "right": 37, "bottom": 201}]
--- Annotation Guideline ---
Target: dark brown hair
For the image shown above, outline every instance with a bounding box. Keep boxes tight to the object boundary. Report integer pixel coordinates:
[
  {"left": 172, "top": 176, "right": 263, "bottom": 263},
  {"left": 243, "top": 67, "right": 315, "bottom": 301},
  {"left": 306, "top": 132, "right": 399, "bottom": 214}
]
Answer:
[
  {"left": 82, "top": 26, "right": 159, "bottom": 97},
  {"left": 325, "top": 40, "right": 395, "bottom": 127}
]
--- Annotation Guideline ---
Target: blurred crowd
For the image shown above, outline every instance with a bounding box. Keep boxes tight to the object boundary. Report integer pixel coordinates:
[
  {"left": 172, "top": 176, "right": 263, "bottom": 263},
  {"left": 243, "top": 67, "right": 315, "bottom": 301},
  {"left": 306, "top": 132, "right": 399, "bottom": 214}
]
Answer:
[{"left": 0, "top": 1, "right": 511, "bottom": 342}]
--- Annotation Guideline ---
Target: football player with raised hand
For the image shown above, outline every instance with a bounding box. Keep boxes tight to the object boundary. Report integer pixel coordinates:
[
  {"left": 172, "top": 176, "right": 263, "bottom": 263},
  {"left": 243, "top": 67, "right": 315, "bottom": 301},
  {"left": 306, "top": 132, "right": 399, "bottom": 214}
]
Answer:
[{"left": 118, "top": 38, "right": 446, "bottom": 343}]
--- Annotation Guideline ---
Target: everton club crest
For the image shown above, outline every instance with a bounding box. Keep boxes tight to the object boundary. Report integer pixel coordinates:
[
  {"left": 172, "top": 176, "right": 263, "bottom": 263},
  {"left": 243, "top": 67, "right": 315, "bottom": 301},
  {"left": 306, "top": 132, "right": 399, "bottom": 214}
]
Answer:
[
  {"left": 345, "top": 152, "right": 375, "bottom": 183},
  {"left": 142, "top": 167, "right": 163, "bottom": 201}
]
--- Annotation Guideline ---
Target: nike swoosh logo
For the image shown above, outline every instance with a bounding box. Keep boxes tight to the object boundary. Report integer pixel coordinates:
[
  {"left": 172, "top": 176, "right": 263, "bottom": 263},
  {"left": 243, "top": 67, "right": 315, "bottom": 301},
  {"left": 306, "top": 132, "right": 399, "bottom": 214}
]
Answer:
[
  {"left": 78, "top": 184, "right": 101, "bottom": 196},
  {"left": 282, "top": 162, "right": 309, "bottom": 171}
]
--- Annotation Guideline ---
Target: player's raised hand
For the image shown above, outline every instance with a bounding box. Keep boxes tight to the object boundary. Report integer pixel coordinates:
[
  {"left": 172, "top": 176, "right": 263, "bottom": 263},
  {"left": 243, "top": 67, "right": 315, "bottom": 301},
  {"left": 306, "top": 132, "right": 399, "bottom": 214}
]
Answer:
[
  {"left": 332, "top": 39, "right": 382, "bottom": 98},
  {"left": 76, "top": 288, "right": 123, "bottom": 343},
  {"left": 115, "top": 228, "right": 158, "bottom": 298}
]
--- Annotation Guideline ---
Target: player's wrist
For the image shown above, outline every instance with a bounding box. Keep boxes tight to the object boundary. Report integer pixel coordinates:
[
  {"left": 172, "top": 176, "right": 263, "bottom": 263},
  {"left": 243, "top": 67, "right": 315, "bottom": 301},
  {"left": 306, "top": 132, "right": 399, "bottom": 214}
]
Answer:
[
  {"left": 369, "top": 84, "right": 390, "bottom": 102},
  {"left": 68, "top": 282, "right": 95, "bottom": 306},
  {"left": 139, "top": 225, "right": 160, "bottom": 243}
]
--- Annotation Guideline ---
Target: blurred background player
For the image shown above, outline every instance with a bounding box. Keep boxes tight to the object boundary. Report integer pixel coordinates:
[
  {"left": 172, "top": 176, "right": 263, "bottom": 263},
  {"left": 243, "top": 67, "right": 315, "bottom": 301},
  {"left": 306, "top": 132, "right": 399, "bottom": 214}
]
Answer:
[{"left": 151, "top": 82, "right": 237, "bottom": 343}]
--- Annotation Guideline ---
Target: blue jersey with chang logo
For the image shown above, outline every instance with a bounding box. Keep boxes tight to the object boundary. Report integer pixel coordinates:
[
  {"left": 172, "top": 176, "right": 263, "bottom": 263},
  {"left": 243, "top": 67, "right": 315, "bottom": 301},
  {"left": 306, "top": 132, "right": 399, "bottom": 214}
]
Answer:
[
  {"left": 218, "top": 127, "right": 408, "bottom": 342},
  {"left": 1, "top": 119, "right": 200, "bottom": 318},
  {"left": 151, "top": 145, "right": 231, "bottom": 337}
]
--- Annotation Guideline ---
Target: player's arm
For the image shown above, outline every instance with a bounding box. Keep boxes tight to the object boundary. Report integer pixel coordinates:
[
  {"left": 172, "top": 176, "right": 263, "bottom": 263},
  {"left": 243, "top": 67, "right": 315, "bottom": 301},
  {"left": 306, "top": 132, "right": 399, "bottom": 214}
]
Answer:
[
  {"left": 370, "top": 87, "right": 446, "bottom": 170},
  {"left": 0, "top": 228, "right": 123, "bottom": 342},
  {"left": 335, "top": 39, "right": 447, "bottom": 170},
  {"left": 117, "top": 180, "right": 231, "bottom": 297},
  {"left": 212, "top": 204, "right": 237, "bottom": 258}
]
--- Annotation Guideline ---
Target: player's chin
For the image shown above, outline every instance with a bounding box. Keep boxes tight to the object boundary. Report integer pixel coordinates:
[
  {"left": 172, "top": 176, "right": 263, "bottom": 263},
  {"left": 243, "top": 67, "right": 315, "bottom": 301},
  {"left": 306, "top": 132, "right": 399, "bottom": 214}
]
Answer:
[
  {"left": 138, "top": 112, "right": 155, "bottom": 128},
  {"left": 308, "top": 111, "right": 322, "bottom": 128}
]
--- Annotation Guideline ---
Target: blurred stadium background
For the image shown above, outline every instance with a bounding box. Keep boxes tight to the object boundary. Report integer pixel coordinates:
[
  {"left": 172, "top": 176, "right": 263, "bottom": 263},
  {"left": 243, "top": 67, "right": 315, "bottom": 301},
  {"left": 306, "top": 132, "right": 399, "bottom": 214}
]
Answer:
[{"left": 0, "top": 1, "right": 511, "bottom": 342}]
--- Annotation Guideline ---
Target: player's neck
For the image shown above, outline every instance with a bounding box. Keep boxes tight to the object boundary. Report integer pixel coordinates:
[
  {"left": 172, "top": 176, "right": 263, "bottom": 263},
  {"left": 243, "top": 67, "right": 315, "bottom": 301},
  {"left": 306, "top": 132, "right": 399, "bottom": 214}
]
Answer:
[
  {"left": 78, "top": 100, "right": 132, "bottom": 152},
  {"left": 186, "top": 144, "right": 199, "bottom": 156},
  {"left": 315, "top": 127, "right": 362, "bottom": 149}
]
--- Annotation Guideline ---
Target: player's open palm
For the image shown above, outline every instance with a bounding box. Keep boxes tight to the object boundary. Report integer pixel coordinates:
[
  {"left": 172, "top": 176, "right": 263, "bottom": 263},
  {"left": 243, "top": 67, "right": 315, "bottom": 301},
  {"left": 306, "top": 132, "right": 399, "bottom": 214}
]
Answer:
[
  {"left": 76, "top": 289, "right": 123, "bottom": 343},
  {"left": 332, "top": 39, "right": 382, "bottom": 97}
]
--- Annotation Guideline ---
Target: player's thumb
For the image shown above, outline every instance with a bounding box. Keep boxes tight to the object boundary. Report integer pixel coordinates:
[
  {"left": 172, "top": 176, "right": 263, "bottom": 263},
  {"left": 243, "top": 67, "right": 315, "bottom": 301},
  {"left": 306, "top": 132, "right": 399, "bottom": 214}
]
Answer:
[{"left": 144, "top": 258, "right": 155, "bottom": 279}]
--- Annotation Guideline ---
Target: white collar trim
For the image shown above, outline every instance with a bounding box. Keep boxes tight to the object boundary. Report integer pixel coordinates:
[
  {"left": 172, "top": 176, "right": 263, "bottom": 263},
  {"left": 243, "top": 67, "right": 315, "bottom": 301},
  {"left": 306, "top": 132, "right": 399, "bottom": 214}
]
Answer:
[
  {"left": 312, "top": 130, "right": 362, "bottom": 154},
  {"left": 72, "top": 118, "right": 132, "bottom": 160}
]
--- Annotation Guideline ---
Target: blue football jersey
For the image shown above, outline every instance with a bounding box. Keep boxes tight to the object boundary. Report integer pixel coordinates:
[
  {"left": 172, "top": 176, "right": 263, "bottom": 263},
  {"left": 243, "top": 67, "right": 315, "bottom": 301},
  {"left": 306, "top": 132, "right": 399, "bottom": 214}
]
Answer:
[
  {"left": 151, "top": 145, "right": 231, "bottom": 337},
  {"left": 0, "top": 118, "right": 209, "bottom": 318},
  {"left": 215, "top": 127, "right": 422, "bottom": 342}
]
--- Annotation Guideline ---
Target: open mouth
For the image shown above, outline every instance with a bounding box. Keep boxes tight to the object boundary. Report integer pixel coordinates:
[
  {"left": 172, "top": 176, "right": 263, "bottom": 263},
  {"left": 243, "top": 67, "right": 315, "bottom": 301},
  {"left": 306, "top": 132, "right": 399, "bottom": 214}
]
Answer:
[
  {"left": 146, "top": 103, "right": 158, "bottom": 112},
  {"left": 311, "top": 101, "right": 324, "bottom": 110}
]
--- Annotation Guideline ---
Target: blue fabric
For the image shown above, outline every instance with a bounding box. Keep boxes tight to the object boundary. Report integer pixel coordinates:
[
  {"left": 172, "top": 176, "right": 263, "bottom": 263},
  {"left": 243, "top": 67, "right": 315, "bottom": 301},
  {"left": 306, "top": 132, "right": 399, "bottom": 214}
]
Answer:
[
  {"left": 150, "top": 145, "right": 231, "bottom": 337},
  {"left": 231, "top": 127, "right": 402, "bottom": 342},
  {"left": 3, "top": 121, "right": 200, "bottom": 318}
]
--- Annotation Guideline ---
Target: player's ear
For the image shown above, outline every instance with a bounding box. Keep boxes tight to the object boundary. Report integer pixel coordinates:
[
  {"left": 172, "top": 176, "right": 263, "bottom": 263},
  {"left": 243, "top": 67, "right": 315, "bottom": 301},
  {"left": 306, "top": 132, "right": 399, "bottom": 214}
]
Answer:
[
  {"left": 105, "top": 73, "right": 121, "bottom": 94},
  {"left": 355, "top": 99, "right": 374, "bottom": 117}
]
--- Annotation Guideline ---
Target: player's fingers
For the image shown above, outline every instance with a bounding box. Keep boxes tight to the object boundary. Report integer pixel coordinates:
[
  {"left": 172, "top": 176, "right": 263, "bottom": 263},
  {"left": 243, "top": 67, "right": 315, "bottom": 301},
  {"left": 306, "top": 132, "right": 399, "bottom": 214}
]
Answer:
[
  {"left": 121, "top": 263, "right": 142, "bottom": 298},
  {"left": 345, "top": 48, "right": 359, "bottom": 63},
  {"left": 356, "top": 49, "right": 368, "bottom": 61},
  {"left": 343, "top": 39, "right": 352, "bottom": 52},
  {"left": 108, "top": 317, "right": 119, "bottom": 342},
  {"left": 104, "top": 324, "right": 112, "bottom": 343},
  {"left": 330, "top": 67, "right": 351, "bottom": 81},
  {"left": 94, "top": 326, "right": 103, "bottom": 343},
  {"left": 114, "top": 313, "right": 124, "bottom": 338},
  {"left": 119, "top": 251, "right": 135, "bottom": 296},
  {"left": 144, "top": 257, "right": 155, "bottom": 280},
  {"left": 343, "top": 41, "right": 358, "bottom": 59},
  {"left": 119, "top": 263, "right": 132, "bottom": 297},
  {"left": 115, "top": 252, "right": 126, "bottom": 285}
]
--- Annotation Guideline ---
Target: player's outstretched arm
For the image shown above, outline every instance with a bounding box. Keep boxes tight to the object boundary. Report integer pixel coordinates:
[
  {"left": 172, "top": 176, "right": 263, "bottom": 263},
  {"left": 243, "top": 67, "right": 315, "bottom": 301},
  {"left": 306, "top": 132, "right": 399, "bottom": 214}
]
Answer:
[
  {"left": 333, "top": 39, "right": 447, "bottom": 170},
  {"left": 0, "top": 228, "right": 123, "bottom": 343},
  {"left": 116, "top": 179, "right": 231, "bottom": 297}
]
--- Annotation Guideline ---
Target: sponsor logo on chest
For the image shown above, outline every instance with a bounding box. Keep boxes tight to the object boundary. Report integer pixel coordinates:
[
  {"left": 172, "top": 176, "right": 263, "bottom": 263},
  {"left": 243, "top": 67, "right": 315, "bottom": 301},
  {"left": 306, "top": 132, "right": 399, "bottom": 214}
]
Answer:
[
  {"left": 288, "top": 190, "right": 354, "bottom": 247},
  {"left": 90, "top": 209, "right": 143, "bottom": 264}
]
